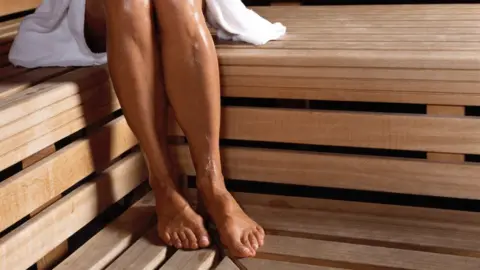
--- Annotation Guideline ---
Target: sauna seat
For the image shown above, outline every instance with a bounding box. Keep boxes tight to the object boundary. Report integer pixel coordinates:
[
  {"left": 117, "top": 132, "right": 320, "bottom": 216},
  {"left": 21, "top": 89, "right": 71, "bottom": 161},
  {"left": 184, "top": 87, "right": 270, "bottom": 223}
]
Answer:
[{"left": 2, "top": 3, "right": 480, "bottom": 270}]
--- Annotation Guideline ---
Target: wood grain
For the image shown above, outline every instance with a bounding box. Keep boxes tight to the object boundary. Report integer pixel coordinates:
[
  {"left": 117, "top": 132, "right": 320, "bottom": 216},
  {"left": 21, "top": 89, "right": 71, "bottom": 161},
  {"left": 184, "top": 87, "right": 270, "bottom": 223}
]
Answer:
[
  {"left": 0, "top": 0, "right": 41, "bottom": 17},
  {"left": 239, "top": 258, "right": 345, "bottom": 270},
  {"left": 258, "top": 235, "right": 480, "bottom": 270},
  {"left": 0, "top": 116, "right": 138, "bottom": 232},
  {"left": 0, "top": 151, "right": 147, "bottom": 270},
  {"left": 244, "top": 205, "right": 480, "bottom": 255},
  {"left": 106, "top": 227, "right": 168, "bottom": 270},
  {"left": 55, "top": 192, "right": 155, "bottom": 270},
  {"left": 216, "top": 257, "right": 240, "bottom": 270},
  {"left": 175, "top": 145, "right": 480, "bottom": 199},
  {"left": 160, "top": 249, "right": 216, "bottom": 270},
  {"left": 171, "top": 107, "right": 480, "bottom": 155}
]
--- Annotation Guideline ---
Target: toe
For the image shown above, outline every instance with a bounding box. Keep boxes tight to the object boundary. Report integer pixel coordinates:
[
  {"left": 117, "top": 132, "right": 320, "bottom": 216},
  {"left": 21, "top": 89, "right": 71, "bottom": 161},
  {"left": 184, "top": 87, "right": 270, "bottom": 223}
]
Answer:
[
  {"left": 185, "top": 229, "right": 198, "bottom": 249},
  {"left": 172, "top": 232, "right": 182, "bottom": 249},
  {"left": 248, "top": 232, "right": 259, "bottom": 251},
  {"left": 161, "top": 231, "right": 172, "bottom": 246},
  {"left": 230, "top": 240, "right": 253, "bottom": 258},
  {"left": 194, "top": 227, "right": 210, "bottom": 248},
  {"left": 254, "top": 229, "right": 264, "bottom": 247},
  {"left": 242, "top": 234, "right": 256, "bottom": 256},
  {"left": 179, "top": 232, "right": 189, "bottom": 249}
]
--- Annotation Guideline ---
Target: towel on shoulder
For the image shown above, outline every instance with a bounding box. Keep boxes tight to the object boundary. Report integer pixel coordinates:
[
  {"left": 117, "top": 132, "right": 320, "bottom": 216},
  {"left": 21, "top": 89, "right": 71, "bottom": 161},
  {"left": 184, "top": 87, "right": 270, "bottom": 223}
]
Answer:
[{"left": 8, "top": 0, "right": 286, "bottom": 68}]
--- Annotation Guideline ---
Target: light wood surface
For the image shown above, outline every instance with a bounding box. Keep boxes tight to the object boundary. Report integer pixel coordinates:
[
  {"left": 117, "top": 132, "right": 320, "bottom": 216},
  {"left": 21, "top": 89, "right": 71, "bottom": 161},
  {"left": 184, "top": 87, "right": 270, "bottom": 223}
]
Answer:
[
  {"left": 240, "top": 258, "right": 345, "bottom": 270},
  {"left": 159, "top": 249, "right": 216, "bottom": 270},
  {"left": 175, "top": 145, "right": 480, "bottom": 199},
  {"left": 0, "top": 151, "right": 147, "bottom": 270},
  {"left": 106, "top": 228, "right": 168, "bottom": 270},
  {"left": 216, "top": 257, "right": 240, "bottom": 270},
  {"left": 0, "top": 0, "right": 40, "bottom": 17},
  {"left": 55, "top": 192, "right": 156, "bottom": 270},
  {"left": 171, "top": 107, "right": 480, "bottom": 155},
  {"left": 0, "top": 116, "right": 138, "bottom": 231},
  {"left": 259, "top": 235, "right": 480, "bottom": 269}
]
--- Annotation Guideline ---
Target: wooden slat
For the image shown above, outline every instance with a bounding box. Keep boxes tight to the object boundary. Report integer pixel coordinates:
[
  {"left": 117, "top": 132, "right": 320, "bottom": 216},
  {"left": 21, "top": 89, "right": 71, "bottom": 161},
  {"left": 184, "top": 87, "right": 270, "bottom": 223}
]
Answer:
[
  {"left": 244, "top": 205, "right": 480, "bottom": 255},
  {"left": 106, "top": 227, "right": 168, "bottom": 270},
  {"left": 252, "top": 5, "right": 480, "bottom": 15},
  {"left": 55, "top": 192, "right": 156, "bottom": 270},
  {"left": 227, "top": 192, "right": 480, "bottom": 228},
  {"left": 175, "top": 145, "right": 480, "bottom": 199},
  {"left": 427, "top": 105, "right": 466, "bottom": 163},
  {"left": 0, "top": 67, "right": 73, "bottom": 98},
  {"left": 216, "top": 257, "right": 240, "bottom": 270},
  {"left": 240, "top": 258, "right": 345, "bottom": 270},
  {"left": 0, "top": 116, "right": 138, "bottom": 232},
  {"left": 217, "top": 49, "right": 480, "bottom": 70},
  {"left": 0, "top": 84, "right": 118, "bottom": 158},
  {"left": 0, "top": 85, "right": 120, "bottom": 171},
  {"left": 222, "top": 86, "right": 480, "bottom": 107},
  {"left": 171, "top": 107, "right": 480, "bottom": 155},
  {"left": 254, "top": 33, "right": 480, "bottom": 42},
  {"left": 0, "top": 67, "right": 109, "bottom": 127},
  {"left": 0, "top": 151, "right": 147, "bottom": 270},
  {"left": 0, "top": 0, "right": 41, "bottom": 17},
  {"left": 258, "top": 235, "right": 480, "bottom": 270},
  {"left": 159, "top": 249, "right": 216, "bottom": 270},
  {"left": 268, "top": 20, "right": 480, "bottom": 28},
  {"left": 221, "top": 66, "right": 480, "bottom": 82},
  {"left": 222, "top": 76, "right": 480, "bottom": 94},
  {"left": 0, "top": 83, "right": 104, "bottom": 142},
  {"left": 217, "top": 41, "right": 480, "bottom": 51}
]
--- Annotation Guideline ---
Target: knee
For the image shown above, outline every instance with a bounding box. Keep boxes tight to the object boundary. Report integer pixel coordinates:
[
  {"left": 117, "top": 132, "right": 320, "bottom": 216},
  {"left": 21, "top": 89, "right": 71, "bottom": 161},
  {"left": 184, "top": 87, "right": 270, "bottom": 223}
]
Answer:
[
  {"left": 153, "top": 0, "right": 205, "bottom": 35},
  {"left": 104, "top": 0, "right": 153, "bottom": 20}
]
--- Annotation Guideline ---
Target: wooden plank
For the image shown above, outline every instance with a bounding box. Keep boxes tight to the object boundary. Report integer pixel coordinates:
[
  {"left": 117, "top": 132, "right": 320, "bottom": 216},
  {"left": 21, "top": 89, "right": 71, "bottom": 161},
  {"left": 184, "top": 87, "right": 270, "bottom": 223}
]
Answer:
[
  {"left": 222, "top": 86, "right": 480, "bottom": 107},
  {"left": 0, "top": 116, "right": 138, "bottom": 232},
  {"left": 239, "top": 258, "right": 344, "bottom": 270},
  {"left": 258, "top": 235, "right": 480, "bottom": 270},
  {"left": 252, "top": 5, "right": 480, "bottom": 15},
  {"left": 21, "top": 144, "right": 70, "bottom": 270},
  {"left": 174, "top": 145, "right": 480, "bottom": 199},
  {"left": 216, "top": 257, "right": 240, "bottom": 270},
  {"left": 0, "top": 87, "right": 120, "bottom": 171},
  {"left": 171, "top": 107, "right": 480, "bottom": 155},
  {"left": 427, "top": 105, "right": 466, "bottom": 163},
  {"left": 0, "top": 67, "right": 73, "bottom": 98},
  {"left": 217, "top": 49, "right": 480, "bottom": 70},
  {"left": 0, "top": 84, "right": 119, "bottom": 157},
  {"left": 265, "top": 19, "right": 480, "bottom": 28},
  {"left": 55, "top": 192, "right": 156, "bottom": 270},
  {"left": 0, "top": 83, "right": 103, "bottom": 142},
  {"left": 227, "top": 192, "right": 480, "bottom": 228},
  {"left": 0, "top": 67, "right": 109, "bottom": 127},
  {"left": 159, "top": 249, "right": 216, "bottom": 270},
  {"left": 0, "top": 0, "right": 41, "bottom": 17},
  {"left": 221, "top": 66, "right": 480, "bottom": 82},
  {"left": 217, "top": 41, "right": 480, "bottom": 51},
  {"left": 0, "top": 151, "right": 148, "bottom": 270},
  {"left": 22, "top": 144, "right": 55, "bottom": 168},
  {"left": 222, "top": 76, "right": 480, "bottom": 94},
  {"left": 244, "top": 205, "right": 480, "bottom": 255},
  {"left": 106, "top": 227, "right": 168, "bottom": 270},
  {"left": 252, "top": 33, "right": 480, "bottom": 42}
]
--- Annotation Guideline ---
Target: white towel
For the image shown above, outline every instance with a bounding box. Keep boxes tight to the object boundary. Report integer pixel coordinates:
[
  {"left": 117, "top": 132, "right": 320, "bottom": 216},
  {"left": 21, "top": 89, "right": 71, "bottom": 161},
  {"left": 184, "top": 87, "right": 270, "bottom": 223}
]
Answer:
[{"left": 8, "top": 0, "right": 286, "bottom": 68}]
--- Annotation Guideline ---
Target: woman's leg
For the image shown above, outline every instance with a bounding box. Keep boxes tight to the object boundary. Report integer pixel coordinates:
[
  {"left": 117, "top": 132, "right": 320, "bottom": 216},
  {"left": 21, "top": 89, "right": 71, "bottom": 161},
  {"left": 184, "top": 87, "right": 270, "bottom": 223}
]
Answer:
[
  {"left": 153, "top": 0, "right": 265, "bottom": 257},
  {"left": 98, "top": 0, "right": 210, "bottom": 249}
]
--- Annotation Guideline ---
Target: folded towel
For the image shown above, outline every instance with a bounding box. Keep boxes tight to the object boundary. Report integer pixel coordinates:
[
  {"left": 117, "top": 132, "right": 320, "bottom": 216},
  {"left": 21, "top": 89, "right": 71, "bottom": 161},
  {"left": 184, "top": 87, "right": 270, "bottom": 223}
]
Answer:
[{"left": 9, "top": 0, "right": 286, "bottom": 68}]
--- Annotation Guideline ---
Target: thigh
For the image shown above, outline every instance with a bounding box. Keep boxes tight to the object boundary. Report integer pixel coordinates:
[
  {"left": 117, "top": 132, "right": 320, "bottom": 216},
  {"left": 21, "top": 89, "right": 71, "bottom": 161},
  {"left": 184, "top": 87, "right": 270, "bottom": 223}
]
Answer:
[{"left": 84, "top": 0, "right": 107, "bottom": 53}]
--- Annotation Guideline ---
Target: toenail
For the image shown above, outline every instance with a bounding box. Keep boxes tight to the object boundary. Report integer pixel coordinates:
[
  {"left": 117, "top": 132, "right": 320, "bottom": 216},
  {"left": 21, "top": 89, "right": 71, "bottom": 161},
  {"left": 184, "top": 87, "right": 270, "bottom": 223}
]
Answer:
[
  {"left": 253, "top": 243, "right": 259, "bottom": 249},
  {"left": 242, "top": 247, "right": 251, "bottom": 255},
  {"left": 199, "top": 236, "right": 209, "bottom": 245}
]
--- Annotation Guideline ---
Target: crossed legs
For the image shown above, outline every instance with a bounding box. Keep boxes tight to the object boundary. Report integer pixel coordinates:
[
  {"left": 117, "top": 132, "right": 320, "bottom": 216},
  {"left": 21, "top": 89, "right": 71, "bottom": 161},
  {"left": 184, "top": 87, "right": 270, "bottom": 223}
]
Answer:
[{"left": 88, "top": 0, "right": 265, "bottom": 257}]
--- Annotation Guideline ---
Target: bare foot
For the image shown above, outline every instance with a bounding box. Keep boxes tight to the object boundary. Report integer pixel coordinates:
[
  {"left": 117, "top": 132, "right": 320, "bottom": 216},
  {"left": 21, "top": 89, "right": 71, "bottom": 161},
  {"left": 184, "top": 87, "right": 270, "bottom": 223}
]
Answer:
[
  {"left": 154, "top": 182, "right": 210, "bottom": 250},
  {"left": 198, "top": 178, "right": 265, "bottom": 257}
]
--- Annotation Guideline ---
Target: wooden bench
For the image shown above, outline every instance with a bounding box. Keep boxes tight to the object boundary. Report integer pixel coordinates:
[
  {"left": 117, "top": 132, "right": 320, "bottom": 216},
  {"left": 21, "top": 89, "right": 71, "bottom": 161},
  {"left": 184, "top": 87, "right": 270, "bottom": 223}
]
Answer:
[{"left": 2, "top": 1, "right": 480, "bottom": 269}]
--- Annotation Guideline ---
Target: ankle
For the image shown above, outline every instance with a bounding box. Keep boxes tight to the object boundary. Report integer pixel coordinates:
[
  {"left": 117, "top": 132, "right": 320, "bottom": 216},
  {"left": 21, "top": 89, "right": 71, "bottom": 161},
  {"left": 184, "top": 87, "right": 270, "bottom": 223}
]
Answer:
[{"left": 196, "top": 173, "right": 228, "bottom": 200}]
